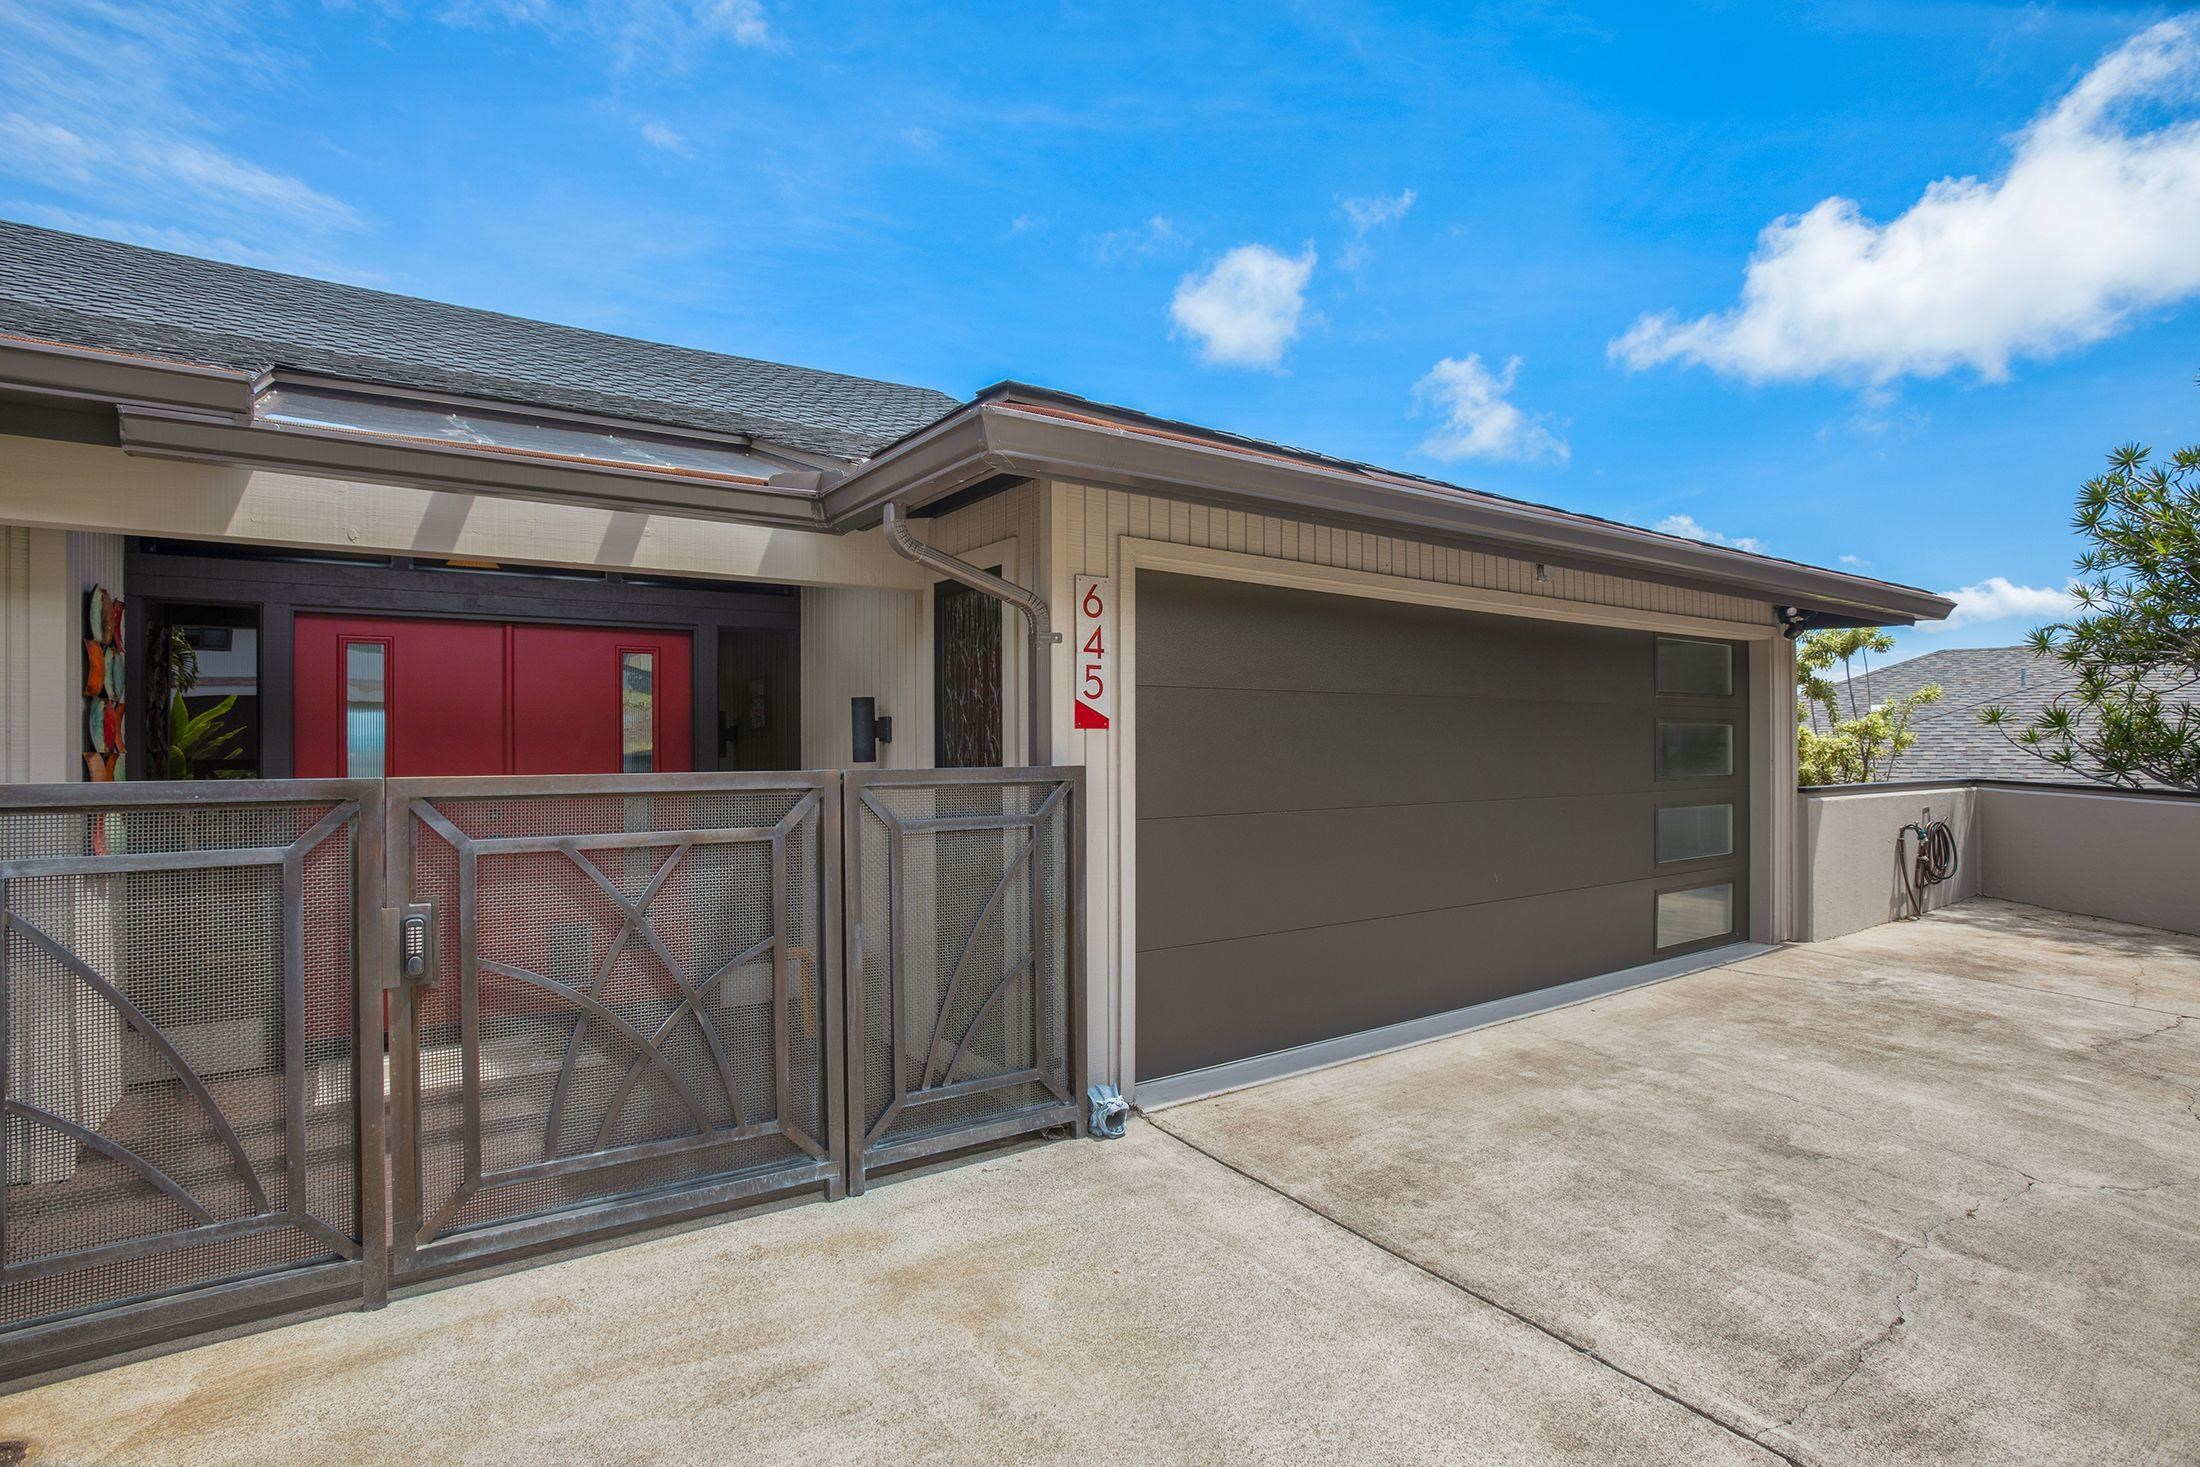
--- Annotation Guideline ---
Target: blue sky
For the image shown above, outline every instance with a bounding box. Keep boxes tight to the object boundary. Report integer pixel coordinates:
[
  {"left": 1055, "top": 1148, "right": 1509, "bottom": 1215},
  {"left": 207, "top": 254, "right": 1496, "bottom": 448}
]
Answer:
[{"left": 3, "top": 2, "right": 2196, "bottom": 665}]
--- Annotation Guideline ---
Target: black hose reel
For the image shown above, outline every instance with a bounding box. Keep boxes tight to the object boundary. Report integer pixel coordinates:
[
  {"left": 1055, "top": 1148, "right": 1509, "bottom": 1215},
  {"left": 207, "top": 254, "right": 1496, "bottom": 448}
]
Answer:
[{"left": 1898, "top": 807, "right": 1960, "bottom": 920}]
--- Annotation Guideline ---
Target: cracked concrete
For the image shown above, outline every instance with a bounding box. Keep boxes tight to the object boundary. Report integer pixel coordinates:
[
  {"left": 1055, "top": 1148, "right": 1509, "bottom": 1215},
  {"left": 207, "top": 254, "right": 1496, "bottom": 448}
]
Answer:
[
  {"left": 1157, "top": 899, "right": 2200, "bottom": 1465},
  {"left": 2, "top": 898, "right": 2194, "bottom": 1465}
]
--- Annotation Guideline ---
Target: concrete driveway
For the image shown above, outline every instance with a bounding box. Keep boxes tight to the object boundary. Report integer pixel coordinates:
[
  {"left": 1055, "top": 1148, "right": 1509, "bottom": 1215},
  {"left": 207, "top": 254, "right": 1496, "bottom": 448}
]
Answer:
[
  {"left": 1155, "top": 898, "right": 2200, "bottom": 1465},
  {"left": 4, "top": 899, "right": 2196, "bottom": 1465}
]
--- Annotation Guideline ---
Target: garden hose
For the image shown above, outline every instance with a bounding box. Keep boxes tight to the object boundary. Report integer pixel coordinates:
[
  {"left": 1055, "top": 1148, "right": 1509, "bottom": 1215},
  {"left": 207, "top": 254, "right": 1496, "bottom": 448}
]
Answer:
[{"left": 1898, "top": 815, "right": 1960, "bottom": 920}]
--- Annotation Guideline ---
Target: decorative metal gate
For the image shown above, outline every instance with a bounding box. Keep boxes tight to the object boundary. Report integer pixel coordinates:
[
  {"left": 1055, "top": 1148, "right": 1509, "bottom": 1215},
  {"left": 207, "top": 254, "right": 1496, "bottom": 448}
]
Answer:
[
  {"left": 845, "top": 768, "right": 1084, "bottom": 1192},
  {"left": 0, "top": 766, "right": 1082, "bottom": 1379},
  {"left": 384, "top": 773, "right": 843, "bottom": 1281},
  {"left": 0, "top": 781, "right": 378, "bottom": 1380}
]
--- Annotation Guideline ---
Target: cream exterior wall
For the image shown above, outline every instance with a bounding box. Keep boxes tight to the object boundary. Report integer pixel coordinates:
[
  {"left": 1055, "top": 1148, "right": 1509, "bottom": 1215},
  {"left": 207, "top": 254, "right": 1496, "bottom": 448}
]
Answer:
[
  {"left": 796, "top": 483, "right": 1040, "bottom": 771},
  {"left": 1, "top": 524, "right": 123, "bottom": 782},
  {"left": 1037, "top": 479, "right": 1794, "bottom": 1095}
]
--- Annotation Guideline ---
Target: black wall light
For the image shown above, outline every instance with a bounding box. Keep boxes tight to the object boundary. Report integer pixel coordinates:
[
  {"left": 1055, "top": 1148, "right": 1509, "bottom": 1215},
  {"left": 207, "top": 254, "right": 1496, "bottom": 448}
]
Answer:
[{"left": 850, "top": 696, "right": 894, "bottom": 764}]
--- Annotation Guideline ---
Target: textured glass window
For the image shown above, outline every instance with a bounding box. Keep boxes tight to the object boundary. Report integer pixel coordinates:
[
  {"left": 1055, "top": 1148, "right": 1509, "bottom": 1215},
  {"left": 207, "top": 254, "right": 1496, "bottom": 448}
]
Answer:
[
  {"left": 1656, "top": 637, "right": 1733, "bottom": 697},
  {"left": 1658, "top": 721, "right": 1734, "bottom": 778},
  {"left": 1658, "top": 803, "right": 1734, "bottom": 863},
  {"left": 1657, "top": 883, "right": 1733, "bottom": 948},
  {"left": 621, "top": 651, "right": 655, "bottom": 773},
  {"left": 344, "top": 641, "right": 387, "bottom": 778}
]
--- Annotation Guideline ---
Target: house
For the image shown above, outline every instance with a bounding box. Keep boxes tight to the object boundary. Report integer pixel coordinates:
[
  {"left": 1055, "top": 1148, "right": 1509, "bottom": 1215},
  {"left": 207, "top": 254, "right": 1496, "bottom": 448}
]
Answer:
[
  {"left": 1829, "top": 645, "right": 2171, "bottom": 786},
  {"left": 0, "top": 217, "right": 1956, "bottom": 1109}
]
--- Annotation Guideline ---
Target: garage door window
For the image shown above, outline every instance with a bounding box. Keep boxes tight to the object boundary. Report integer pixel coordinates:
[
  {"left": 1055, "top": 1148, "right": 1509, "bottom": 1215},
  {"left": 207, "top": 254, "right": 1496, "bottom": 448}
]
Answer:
[
  {"left": 1656, "top": 637, "right": 1733, "bottom": 697},
  {"left": 1656, "top": 883, "right": 1733, "bottom": 948},
  {"left": 1657, "top": 803, "right": 1734, "bottom": 863},
  {"left": 1657, "top": 721, "right": 1734, "bottom": 778}
]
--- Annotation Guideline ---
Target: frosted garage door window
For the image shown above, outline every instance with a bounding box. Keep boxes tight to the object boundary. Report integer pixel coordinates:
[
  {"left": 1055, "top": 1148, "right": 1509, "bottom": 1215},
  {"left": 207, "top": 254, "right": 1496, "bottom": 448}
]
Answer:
[
  {"left": 1658, "top": 721, "right": 1734, "bottom": 778},
  {"left": 1657, "top": 803, "right": 1734, "bottom": 863},
  {"left": 1656, "top": 637, "right": 1733, "bottom": 697},
  {"left": 1657, "top": 883, "right": 1733, "bottom": 948}
]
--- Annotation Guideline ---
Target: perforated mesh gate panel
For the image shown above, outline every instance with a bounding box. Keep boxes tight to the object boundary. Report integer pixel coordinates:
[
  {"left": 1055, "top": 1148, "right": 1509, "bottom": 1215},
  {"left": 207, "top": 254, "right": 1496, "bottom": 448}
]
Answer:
[
  {"left": 0, "top": 767, "right": 1082, "bottom": 1372},
  {"left": 845, "top": 769, "right": 1083, "bottom": 1190},
  {"left": 0, "top": 782, "right": 372, "bottom": 1372},
  {"left": 388, "top": 773, "right": 843, "bottom": 1277}
]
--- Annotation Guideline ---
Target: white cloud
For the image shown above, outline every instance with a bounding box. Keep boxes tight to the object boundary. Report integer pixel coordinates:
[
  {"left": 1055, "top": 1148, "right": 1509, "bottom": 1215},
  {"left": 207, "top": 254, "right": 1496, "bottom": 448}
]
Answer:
[
  {"left": 1412, "top": 355, "right": 1570, "bottom": 465},
  {"left": 1340, "top": 188, "right": 1416, "bottom": 234},
  {"left": 441, "top": 1, "right": 778, "bottom": 70},
  {"left": 1010, "top": 213, "right": 1038, "bottom": 233},
  {"left": 1612, "top": 20, "right": 2200, "bottom": 385},
  {"left": 1170, "top": 243, "right": 1317, "bottom": 369},
  {"left": 0, "top": 3, "right": 361, "bottom": 240},
  {"left": 1928, "top": 577, "right": 2080, "bottom": 629},
  {"left": 695, "top": 0, "right": 771, "bottom": 47},
  {"left": 640, "top": 120, "right": 689, "bottom": 153},
  {"left": 1655, "top": 514, "right": 1767, "bottom": 555},
  {"left": 1095, "top": 215, "right": 1183, "bottom": 262},
  {"left": 1839, "top": 553, "right": 1872, "bottom": 569}
]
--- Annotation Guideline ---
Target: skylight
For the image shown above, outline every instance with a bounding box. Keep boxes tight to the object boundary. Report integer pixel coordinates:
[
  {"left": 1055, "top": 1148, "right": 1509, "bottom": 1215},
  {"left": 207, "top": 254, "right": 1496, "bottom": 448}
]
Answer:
[{"left": 254, "top": 384, "right": 789, "bottom": 484}]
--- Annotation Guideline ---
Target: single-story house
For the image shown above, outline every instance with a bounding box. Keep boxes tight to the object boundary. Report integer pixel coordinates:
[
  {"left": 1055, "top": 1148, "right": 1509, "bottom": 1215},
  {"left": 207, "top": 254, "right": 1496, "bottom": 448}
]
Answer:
[{"left": 0, "top": 218, "right": 1956, "bottom": 1104}]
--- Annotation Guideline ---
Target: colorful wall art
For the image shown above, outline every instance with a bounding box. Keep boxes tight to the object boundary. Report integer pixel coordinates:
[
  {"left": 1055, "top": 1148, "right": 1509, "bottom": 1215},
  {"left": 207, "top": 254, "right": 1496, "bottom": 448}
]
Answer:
[{"left": 83, "top": 584, "right": 123, "bottom": 781}]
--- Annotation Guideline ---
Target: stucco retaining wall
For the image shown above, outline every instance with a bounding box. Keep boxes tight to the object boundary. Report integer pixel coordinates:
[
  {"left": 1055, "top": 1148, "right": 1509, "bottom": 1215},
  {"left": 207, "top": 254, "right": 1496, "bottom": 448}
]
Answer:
[{"left": 1801, "top": 781, "right": 2199, "bottom": 939}]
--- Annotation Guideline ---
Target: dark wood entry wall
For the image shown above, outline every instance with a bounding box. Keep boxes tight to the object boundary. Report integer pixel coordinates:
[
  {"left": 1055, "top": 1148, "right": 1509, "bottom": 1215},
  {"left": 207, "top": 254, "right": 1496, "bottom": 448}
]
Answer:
[
  {"left": 124, "top": 541, "right": 800, "bottom": 778},
  {"left": 934, "top": 572, "right": 1005, "bottom": 768}
]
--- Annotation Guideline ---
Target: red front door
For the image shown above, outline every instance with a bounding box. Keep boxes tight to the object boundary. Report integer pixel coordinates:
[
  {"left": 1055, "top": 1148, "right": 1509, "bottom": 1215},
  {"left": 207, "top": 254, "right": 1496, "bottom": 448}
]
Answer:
[{"left": 294, "top": 615, "right": 692, "bottom": 776}]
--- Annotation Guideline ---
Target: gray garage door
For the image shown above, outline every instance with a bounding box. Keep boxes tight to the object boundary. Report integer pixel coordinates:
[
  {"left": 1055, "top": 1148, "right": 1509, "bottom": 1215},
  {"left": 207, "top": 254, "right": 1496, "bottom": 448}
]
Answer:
[{"left": 1135, "top": 572, "right": 1750, "bottom": 1083}]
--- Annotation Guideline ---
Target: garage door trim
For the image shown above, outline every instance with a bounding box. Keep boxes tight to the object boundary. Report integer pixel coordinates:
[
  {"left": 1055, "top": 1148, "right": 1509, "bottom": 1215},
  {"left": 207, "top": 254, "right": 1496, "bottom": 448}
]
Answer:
[{"left": 1111, "top": 535, "right": 1788, "bottom": 1102}]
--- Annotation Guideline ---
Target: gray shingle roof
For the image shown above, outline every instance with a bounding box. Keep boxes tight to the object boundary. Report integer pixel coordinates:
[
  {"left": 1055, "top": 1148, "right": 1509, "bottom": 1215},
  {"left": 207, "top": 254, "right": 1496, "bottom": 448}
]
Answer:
[
  {"left": 1829, "top": 645, "right": 2149, "bottom": 784},
  {"left": 0, "top": 220, "right": 958, "bottom": 460}
]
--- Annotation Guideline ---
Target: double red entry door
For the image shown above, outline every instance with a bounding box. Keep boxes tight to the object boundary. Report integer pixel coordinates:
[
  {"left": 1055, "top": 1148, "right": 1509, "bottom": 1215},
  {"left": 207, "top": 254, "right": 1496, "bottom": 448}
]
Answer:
[{"left": 294, "top": 615, "right": 692, "bottom": 777}]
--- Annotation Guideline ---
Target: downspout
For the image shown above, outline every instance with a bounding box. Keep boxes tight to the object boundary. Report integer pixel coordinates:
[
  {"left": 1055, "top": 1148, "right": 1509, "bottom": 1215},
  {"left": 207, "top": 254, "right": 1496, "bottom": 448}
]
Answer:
[{"left": 882, "top": 501, "right": 1060, "bottom": 765}]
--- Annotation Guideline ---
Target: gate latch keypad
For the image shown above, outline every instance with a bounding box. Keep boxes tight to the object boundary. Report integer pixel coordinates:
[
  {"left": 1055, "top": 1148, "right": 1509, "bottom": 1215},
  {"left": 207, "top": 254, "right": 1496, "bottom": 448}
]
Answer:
[{"left": 398, "top": 903, "right": 437, "bottom": 988}]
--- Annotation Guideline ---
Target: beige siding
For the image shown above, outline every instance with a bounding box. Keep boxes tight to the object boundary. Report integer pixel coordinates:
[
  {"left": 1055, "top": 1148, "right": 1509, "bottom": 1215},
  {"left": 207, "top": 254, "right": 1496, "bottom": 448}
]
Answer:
[
  {"left": 1041, "top": 479, "right": 1782, "bottom": 1090},
  {"left": 799, "top": 584, "right": 926, "bottom": 770},
  {"left": 0, "top": 526, "right": 123, "bottom": 782},
  {"left": 798, "top": 484, "right": 1041, "bottom": 770}
]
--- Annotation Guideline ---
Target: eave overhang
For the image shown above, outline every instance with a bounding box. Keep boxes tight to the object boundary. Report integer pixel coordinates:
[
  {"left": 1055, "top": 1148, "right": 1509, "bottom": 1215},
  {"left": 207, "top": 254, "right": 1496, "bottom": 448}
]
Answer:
[
  {"left": 0, "top": 331, "right": 832, "bottom": 531},
  {"left": 824, "top": 388, "right": 1959, "bottom": 628},
  {"left": 117, "top": 407, "right": 830, "bottom": 528}
]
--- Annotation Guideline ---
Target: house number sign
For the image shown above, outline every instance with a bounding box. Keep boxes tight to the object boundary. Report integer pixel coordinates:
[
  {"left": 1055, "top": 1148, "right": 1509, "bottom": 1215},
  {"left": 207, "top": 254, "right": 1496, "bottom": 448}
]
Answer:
[{"left": 1073, "top": 574, "right": 1112, "bottom": 731}]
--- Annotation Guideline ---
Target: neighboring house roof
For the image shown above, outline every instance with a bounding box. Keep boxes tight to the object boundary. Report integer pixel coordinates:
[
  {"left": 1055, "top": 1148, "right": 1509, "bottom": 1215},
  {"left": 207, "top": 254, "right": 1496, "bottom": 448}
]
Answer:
[
  {"left": 1828, "top": 645, "right": 2115, "bottom": 783},
  {"left": 0, "top": 220, "right": 957, "bottom": 460}
]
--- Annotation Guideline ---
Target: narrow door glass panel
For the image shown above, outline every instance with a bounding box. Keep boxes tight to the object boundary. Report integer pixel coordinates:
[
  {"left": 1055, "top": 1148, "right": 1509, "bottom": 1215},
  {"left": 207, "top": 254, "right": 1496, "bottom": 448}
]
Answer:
[
  {"left": 1657, "top": 803, "right": 1735, "bottom": 863},
  {"left": 1657, "top": 883, "right": 1733, "bottom": 948},
  {"left": 621, "top": 651, "right": 655, "bottom": 772},
  {"left": 1658, "top": 721, "right": 1734, "bottom": 778},
  {"left": 1656, "top": 637, "right": 1733, "bottom": 697},
  {"left": 344, "top": 642, "right": 387, "bottom": 777}
]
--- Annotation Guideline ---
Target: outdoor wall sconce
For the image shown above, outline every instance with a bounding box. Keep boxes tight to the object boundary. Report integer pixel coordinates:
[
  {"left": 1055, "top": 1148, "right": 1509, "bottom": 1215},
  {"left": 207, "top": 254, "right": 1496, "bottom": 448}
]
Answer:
[{"left": 850, "top": 696, "right": 893, "bottom": 763}]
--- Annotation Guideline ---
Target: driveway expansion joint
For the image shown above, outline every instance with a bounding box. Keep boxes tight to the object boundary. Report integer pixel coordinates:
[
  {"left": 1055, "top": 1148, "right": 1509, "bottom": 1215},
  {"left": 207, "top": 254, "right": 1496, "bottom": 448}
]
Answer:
[{"left": 1141, "top": 1114, "right": 1804, "bottom": 1467}]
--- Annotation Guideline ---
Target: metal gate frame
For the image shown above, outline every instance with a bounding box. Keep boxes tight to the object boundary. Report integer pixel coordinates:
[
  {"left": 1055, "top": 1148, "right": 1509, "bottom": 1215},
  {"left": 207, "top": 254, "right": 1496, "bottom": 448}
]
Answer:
[
  {"left": 0, "top": 779, "right": 383, "bottom": 1381},
  {"left": 844, "top": 767, "right": 1085, "bottom": 1192},
  {"left": 381, "top": 771, "right": 846, "bottom": 1287},
  {"left": 1, "top": 764, "right": 1085, "bottom": 1381}
]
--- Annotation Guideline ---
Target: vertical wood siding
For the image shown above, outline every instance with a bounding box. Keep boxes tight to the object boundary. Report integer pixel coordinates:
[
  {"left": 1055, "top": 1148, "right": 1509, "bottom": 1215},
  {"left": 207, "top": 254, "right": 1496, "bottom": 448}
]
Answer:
[
  {"left": 797, "top": 484, "right": 1039, "bottom": 770},
  {"left": 0, "top": 527, "right": 123, "bottom": 782}
]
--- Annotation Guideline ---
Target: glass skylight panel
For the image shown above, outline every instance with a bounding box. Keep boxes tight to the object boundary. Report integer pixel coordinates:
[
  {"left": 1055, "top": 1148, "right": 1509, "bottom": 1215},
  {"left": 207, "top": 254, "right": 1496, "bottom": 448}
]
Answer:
[{"left": 256, "top": 385, "right": 785, "bottom": 482}]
